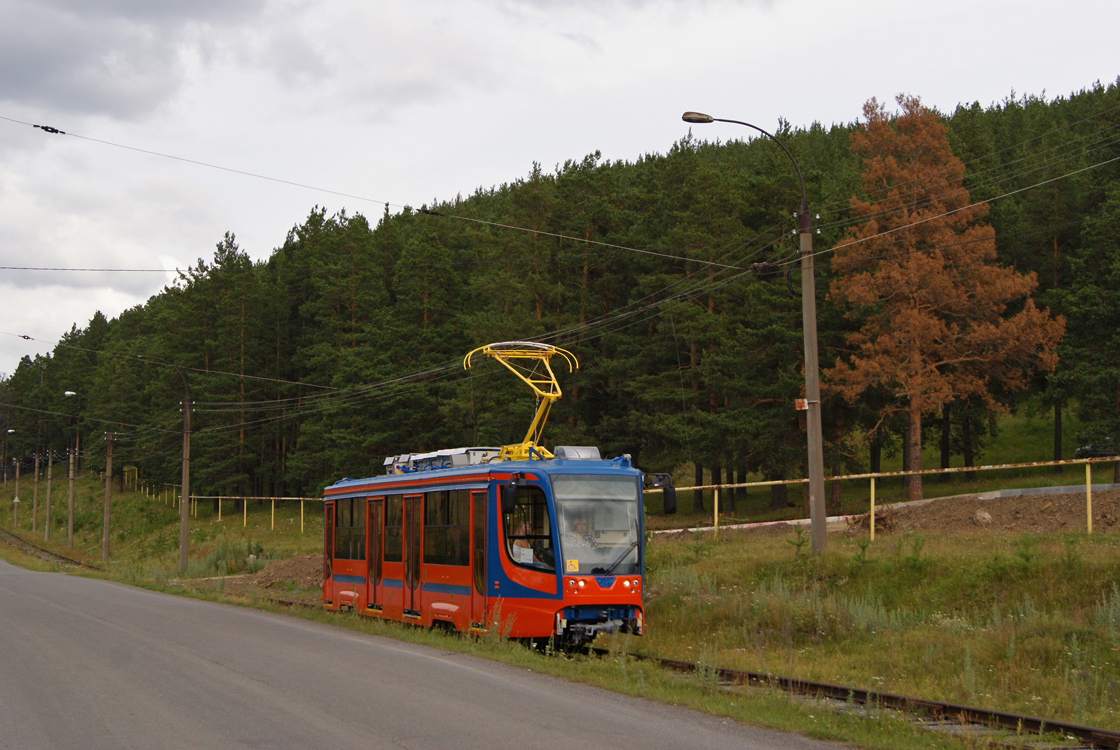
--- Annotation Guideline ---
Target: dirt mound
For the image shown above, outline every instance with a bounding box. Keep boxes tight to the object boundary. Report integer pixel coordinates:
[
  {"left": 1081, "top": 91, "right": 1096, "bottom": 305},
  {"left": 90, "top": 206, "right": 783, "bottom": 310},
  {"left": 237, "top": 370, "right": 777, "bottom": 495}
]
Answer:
[
  {"left": 250, "top": 554, "right": 323, "bottom": 589},
  {"left": 889, "top": 489, "right": 1120, "bottom": 535},
  {"left": 196, "top": 554, "right": 323, "bottom": 606}
]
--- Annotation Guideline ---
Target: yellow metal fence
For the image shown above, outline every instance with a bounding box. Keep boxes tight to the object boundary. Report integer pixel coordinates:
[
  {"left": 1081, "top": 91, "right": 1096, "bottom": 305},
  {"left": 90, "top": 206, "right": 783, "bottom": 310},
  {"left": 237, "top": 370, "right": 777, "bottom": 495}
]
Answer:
[{"left": 646, "top": 456, "right": 1119, "bottom": 539}]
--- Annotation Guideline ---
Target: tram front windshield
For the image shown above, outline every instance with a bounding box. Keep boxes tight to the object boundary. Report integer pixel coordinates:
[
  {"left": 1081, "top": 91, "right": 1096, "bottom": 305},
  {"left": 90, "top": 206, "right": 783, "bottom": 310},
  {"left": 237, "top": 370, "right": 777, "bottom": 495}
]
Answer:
[{"left": 552, "top": 475, "right": 641, "bottom": 576}]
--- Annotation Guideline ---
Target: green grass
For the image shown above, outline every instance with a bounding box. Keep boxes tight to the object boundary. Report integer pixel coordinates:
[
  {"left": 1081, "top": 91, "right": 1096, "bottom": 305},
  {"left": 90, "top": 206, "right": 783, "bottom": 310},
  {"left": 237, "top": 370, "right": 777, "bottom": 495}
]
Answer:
[{"left": 639, "top": 528, "right": 1120, "bottom": 731}]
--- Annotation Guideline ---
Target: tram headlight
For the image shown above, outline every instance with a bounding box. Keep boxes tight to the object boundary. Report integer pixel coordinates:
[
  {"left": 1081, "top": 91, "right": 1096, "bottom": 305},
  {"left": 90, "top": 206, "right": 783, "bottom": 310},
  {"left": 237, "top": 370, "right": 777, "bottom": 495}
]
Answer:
[
  {"left": 622, "top": 579, "right": 631, "bottom": 588},
  {"left": 577, "top": 579, "right": 586, "bottom": 588}
]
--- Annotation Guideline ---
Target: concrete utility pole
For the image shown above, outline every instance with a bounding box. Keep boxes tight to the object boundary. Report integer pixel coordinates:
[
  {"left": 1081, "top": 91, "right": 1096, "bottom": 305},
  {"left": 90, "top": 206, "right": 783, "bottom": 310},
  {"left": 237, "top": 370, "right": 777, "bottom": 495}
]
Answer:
[
  {"left": 32, "top": 452, "right": 39, "bottom": 533},
  {"left": 44, "top": 451, "right": 52, "bottom": 542},
  {"left": 67, "top": 444, "right": 75, "bottom": 548},
  {"left": 12, "top": 457, "right": 19, "bottom": 527},
  {"left": 682, "top": 111, "right": 828, "bottom": 555},
  {"left": 63, "top": 390, "right": 80, "bottom": 546},
  {"left": 137, "top": 356, "right": 192, "bottom": 575},
  {"left": 102, "top": 431, "right": 113, "bottom": 563},
  {"left": 180, "top": 396, "right": 191, "bottom": 574}
]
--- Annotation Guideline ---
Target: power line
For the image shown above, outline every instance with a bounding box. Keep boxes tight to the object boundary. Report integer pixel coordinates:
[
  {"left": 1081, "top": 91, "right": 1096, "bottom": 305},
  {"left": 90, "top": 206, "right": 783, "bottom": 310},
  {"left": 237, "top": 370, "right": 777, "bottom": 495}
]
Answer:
[
  {"left": 788, "top": 151, "right": 1120, "bottom": 269},
  {"left": 0, "top": 114, "right": 401, "bottom": 209},
  {"left": 1, "top": 113, "right": 755, "bottom": 275}
]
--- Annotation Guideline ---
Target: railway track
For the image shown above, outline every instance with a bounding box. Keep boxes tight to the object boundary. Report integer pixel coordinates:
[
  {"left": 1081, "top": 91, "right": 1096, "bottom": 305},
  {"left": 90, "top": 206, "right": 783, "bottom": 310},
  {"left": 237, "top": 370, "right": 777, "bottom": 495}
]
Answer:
[
  {"left": 268, "top": 596, "right": 1120, "bottom": 748},
  {"left": 265, "top": 590, "right": 1120, "bottom": 749},
  {"left": 635, "top": 654, "right": 1120, "bottom": 749},
  {"left": 0, "top": 527, "right": 102, "bottom": 570}
]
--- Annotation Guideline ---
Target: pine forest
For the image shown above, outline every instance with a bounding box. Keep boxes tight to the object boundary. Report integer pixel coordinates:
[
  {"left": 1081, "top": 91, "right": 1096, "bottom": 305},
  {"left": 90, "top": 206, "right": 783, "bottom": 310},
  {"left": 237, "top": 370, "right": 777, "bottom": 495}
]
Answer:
[{"left": 3, "top": 83, "right": 1120, "bottom": 507}]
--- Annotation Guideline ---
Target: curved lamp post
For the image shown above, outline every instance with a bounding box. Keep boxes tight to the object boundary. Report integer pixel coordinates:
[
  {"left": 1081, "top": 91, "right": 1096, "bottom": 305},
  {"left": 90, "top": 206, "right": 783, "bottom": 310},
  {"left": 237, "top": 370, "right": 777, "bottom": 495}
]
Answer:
[
  {"left": 682, "top": 111, "right": 827, "bottom": 555},
  {"left": 138, "top": 356, "right": 191, "bottom": 575},
  {"left": 62, "top": 390, "right": 85, "bottom": 548},
  {"left": 11, "top": 452, "right": 18, "bottom": 527},
  {"left": 63, "top": 391, "right": 79, "bottom": 548}
]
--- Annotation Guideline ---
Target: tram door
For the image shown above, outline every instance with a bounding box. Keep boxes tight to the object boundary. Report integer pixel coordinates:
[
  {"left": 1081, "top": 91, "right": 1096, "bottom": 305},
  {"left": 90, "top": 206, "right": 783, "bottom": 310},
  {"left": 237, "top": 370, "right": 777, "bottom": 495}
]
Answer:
[
  {"left": 402, "top": 494, "right": 423, "bottom": 617},
  {"left": 366, "top": 498, "right": 383, "bottom": 611},
  {"left": 470, "top": 490, "right": 487, "bottom": 628},
  {"left": 324, "top": 502, "right": 335, "bottom": 583}
]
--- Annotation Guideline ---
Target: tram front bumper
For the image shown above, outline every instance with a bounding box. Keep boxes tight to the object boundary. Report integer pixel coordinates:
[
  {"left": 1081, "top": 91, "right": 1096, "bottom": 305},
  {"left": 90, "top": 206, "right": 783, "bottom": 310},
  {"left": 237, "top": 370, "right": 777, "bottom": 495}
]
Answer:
[
  {"left": 555, "top": 604, "right": 641, "bottom": 644},
  {"left": 566, "top": 618, "right": 624, "bottom": 641}
]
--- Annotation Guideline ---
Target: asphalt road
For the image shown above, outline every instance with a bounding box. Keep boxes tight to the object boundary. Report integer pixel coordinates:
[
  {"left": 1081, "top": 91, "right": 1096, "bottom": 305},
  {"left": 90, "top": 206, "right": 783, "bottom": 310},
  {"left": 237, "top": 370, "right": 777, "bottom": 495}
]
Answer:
[{"left": 0, "top": 558, "right": 849, "bottom": 749}]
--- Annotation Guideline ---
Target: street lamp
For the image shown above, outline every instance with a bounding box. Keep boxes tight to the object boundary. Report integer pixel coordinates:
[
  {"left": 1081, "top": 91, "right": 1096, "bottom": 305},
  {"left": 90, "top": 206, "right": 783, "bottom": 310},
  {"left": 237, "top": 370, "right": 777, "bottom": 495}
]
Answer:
[
  {"left": 682, "top": 111, "right": 827, "bottom": 555},
  {"left": 63, "top": 391, "right": 79, "bottom": 548},
  {"left": 3, "top": 428, "right": 12, "bottom": 487},
  {"left": 138, "top": 356, "right": 191, "bottom": 575},
  {"left": 64, "top": 387, "right": 114, "bottom": 562},
  {"left": 11, "top": 454, "right": 19, "bottom": 527}
]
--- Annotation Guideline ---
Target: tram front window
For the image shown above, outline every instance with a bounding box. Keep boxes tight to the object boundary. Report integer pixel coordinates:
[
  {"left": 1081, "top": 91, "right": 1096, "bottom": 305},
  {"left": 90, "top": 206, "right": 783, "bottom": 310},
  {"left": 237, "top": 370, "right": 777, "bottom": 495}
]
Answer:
[
  {"left": 503, "top": 486, "right": 555, "bottom": 572},
  {"left": 552, "top": 475, "right": 641, "bottom": 576}
]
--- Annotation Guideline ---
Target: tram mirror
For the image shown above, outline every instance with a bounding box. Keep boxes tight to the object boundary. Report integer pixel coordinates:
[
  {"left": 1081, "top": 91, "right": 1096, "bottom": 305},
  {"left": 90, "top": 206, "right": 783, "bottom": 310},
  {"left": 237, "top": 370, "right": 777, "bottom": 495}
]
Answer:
[
  {"left": 500, "top": 482, "right": 518, "bottom": 515},
  {"left": 662, "top": 484, "right": 677, "bottom": 515},
  {"left": 645, "top": 473, "right": 677, "bottom": 515}
]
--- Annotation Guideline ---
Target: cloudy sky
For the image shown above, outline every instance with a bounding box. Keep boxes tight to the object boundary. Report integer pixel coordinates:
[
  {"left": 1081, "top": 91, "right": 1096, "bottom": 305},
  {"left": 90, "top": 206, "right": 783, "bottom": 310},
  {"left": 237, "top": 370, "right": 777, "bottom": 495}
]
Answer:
[{"left": 1, "top": 0, "right": 1117, "bottom": 377}]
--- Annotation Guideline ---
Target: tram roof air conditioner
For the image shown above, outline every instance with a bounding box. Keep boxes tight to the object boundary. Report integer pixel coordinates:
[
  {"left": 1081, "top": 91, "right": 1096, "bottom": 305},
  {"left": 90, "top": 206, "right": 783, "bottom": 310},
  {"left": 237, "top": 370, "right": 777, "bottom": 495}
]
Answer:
[
  {"left": 553, "top": 446, "right": 601, "bottom": 460},
  {"left": 384, "top": 447, "right": 501, "bottom": 474}
]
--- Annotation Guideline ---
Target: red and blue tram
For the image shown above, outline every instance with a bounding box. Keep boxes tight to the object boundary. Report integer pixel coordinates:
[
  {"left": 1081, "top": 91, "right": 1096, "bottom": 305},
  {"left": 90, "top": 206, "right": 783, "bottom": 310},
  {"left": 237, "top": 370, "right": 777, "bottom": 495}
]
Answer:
[{"left": 321, "top": 445, "right": 649, "bottom": 645}]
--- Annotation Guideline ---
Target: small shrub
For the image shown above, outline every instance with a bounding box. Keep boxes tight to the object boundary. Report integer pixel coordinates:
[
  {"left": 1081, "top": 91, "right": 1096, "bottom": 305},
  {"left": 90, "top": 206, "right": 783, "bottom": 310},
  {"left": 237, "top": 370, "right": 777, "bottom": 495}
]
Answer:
[{"left": 786, "top": 526, "right": 809, "bottom": 558}]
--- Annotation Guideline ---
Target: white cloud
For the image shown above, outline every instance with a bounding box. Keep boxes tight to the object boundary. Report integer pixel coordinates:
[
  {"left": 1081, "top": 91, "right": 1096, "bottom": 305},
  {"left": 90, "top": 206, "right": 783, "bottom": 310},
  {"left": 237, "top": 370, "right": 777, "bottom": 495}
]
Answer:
[{"left": 0, "top": 0, "right": 1117, "bottom": 376}]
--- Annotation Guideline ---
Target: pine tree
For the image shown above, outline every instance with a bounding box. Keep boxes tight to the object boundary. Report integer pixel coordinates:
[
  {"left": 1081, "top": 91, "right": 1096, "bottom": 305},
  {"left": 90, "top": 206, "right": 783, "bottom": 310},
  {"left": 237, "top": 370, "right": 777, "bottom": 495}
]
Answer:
[{"left": 826, "top": 95, "right": 1064, "bottom": 501}]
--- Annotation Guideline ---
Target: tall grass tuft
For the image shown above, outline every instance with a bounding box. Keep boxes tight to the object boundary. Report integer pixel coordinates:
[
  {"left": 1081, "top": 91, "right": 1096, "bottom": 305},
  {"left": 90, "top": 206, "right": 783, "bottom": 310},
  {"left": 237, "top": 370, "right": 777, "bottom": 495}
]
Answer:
[{"left": 1094, "top": 583, "right": 1120, "bottom": 646}]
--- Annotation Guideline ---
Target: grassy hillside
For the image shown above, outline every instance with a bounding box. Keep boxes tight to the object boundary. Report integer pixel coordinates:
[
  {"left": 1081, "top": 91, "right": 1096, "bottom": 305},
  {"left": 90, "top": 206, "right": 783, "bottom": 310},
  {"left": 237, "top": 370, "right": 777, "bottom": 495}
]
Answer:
[
  {"left": 2, "top": 407, "right": 1119, "bottom": 745},
  {"left": 643, "top": 521, "right": 1120, "bottom": 730}
]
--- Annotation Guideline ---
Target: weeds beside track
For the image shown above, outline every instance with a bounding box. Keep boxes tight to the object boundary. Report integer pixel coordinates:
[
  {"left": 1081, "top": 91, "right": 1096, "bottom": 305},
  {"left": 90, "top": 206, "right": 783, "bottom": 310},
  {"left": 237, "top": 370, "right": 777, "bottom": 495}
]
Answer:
[{"left": 0, "top": 526, "right": 101, "bottom": 570}]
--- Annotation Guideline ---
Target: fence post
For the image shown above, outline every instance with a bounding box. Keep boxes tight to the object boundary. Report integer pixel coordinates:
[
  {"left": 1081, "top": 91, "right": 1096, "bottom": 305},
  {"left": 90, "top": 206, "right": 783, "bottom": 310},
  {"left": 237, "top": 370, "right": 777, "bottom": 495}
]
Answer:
[
  {"left": 1086, "top": 462, "right": 1093, "bottom": 535},
  {"left": 243, "top": 498, "right": 247, "bottom": 528},
  {"left": 713, "top": 488, "right": 719, "bottom": 537},
  {"left": 870, "top": 476, "right": 876, "bottom": 542},
  {"left": 271, "top": 498, "right": 275, "bottom": 531},
  {"left": 217, "top": 496, "right": 222, "bottom": 522},
  {"left": 300, "top": 499, "right": 304, "bottom": 534}
]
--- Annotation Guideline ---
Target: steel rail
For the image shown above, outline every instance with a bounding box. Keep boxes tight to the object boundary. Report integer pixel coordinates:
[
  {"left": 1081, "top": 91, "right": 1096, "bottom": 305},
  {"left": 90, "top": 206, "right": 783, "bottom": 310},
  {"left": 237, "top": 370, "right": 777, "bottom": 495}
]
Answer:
[
  {"left": 0, "top": 526, "right": 103, "bottom": 570},
  {"left": 640, "top": 655, "right": 1119, "bottom": 749}
]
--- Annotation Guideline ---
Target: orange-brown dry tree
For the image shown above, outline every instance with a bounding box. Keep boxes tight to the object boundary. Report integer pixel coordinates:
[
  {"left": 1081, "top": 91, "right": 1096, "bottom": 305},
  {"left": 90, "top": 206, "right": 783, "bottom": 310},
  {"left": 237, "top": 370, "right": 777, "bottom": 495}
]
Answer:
[{"left": 826, "top": 95, "right": 1064, "bottom": 501}]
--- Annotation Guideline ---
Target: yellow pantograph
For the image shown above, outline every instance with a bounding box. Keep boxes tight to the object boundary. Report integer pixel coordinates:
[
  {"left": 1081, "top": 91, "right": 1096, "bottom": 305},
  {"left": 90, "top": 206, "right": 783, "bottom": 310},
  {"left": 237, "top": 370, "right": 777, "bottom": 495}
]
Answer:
[{"left": 463, "top": 341, "right": 578, "bottom": 461}]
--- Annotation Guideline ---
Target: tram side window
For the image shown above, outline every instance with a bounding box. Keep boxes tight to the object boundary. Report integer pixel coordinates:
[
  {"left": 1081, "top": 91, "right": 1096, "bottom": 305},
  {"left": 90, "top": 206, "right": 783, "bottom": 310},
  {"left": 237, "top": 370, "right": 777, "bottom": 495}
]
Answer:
[
  {"left": 384, "top": 496, "right": 403, "bottom": 562},
  {"left": 334, "top": 497, "right": 366, "bottom": 561},
  {"left": 503, "top": 486, "right": 554, "bottom": 572},
  {"left": 424, "top": 490, "right": 469, "bottom": 566}
]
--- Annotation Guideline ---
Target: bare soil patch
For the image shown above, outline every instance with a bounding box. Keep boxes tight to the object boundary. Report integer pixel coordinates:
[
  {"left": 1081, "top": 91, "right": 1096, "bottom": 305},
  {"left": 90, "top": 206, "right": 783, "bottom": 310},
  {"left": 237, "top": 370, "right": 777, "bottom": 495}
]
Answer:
[
  {"left": 888, "top": 489, "right": 1120, "bottom": 535},
  {"left": 204, "top": 554, "right": 323, "bottom": 607}
]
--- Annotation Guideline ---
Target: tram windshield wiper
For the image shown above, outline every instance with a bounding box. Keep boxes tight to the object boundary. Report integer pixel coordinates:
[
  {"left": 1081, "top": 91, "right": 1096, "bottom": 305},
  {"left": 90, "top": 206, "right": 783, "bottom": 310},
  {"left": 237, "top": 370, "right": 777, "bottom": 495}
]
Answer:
[
  {"left": 591, "top": 544, "right": 636, "bottom": 577},
  {"left": 592, "top": 516, "right": 641, "bottom": 575}
]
